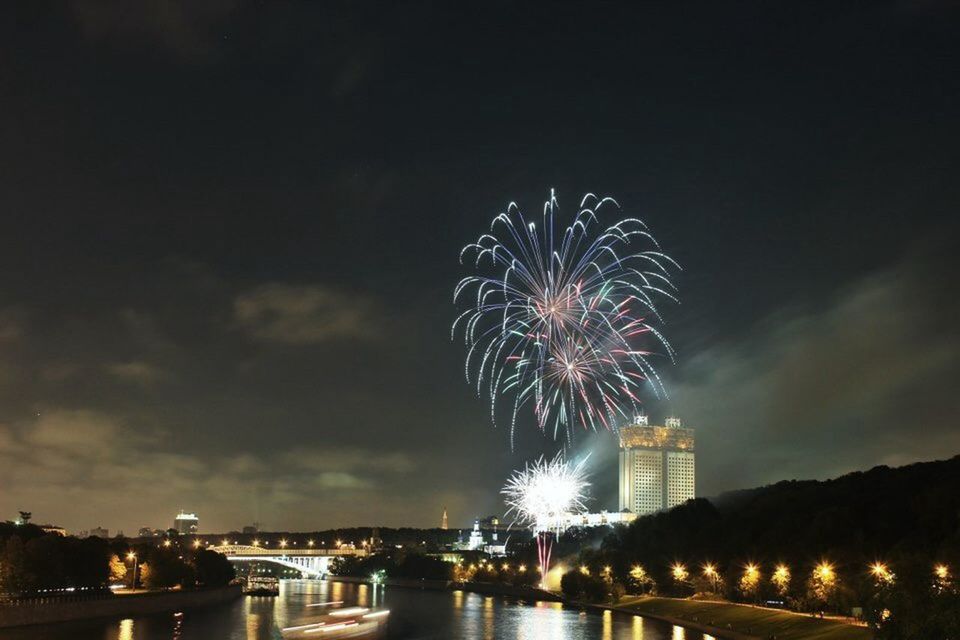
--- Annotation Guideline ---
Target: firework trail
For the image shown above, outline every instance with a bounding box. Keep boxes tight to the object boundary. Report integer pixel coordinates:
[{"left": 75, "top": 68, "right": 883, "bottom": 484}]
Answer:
[
  {"left": 454, "top": 190, "right": 679, "bottom": 444},
  {"left": 501, "top": 453, "right": 591, "bottom": 588}
]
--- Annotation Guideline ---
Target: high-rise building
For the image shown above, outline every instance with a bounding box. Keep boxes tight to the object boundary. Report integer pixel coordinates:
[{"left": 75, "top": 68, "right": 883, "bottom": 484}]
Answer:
[
  {"left": 441, "top": 507, "right": 448, "bottom": 530},
  {"left": 618, "top": 416, "right": 695, "bottom": 515},
  {"left": 174, "top": 511, "right": 199, "bottom": 535}
]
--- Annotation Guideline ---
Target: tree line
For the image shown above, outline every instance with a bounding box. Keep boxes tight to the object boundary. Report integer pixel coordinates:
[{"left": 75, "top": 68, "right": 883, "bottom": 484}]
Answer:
[
  {"left": 0, "top": 523, "right": 235, "bottom": 596},
  {"left": 557, "top": 455, "right": 960, "bottom": 638}
]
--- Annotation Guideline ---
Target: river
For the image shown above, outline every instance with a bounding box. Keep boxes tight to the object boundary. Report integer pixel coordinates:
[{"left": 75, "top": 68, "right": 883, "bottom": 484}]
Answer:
[{"left": 0, "top": 580, "right": 712, "bottom": 640}]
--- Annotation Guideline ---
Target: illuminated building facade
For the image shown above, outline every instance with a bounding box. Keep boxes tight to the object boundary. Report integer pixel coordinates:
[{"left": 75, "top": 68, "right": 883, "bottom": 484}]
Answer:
[
  {"left": 174, "top": 511, "right": 199, "bottom": 534},
  {"left": 618, "top": 416, "right": 695, "bottom": 515}
]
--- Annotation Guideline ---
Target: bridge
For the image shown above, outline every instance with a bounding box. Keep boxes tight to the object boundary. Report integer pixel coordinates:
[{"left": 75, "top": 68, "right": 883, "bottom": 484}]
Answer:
[{"left": 209, "top": 545, "right": 368, "bottom": 578}]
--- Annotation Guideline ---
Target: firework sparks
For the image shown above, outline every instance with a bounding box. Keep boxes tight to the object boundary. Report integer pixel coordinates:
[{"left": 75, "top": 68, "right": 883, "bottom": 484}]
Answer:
[
  {"left": 501, "top": 452, "right": 591, "bottom": 533},
  {"left": 501, "top": 453, "right": 591, "bottom": 589},
  {"left": 454, "top": 189, "right": 679, "bottom": 443}
]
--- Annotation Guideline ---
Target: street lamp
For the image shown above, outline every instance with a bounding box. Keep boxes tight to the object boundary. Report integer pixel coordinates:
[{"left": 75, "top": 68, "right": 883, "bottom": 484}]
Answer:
[
  {"left": 127, "top": 552, "right": 138, "bottom": 590},
  {"left": 703, "top": 563, "right": 719, "bottom": 591},
  {"left": 870, "top": 562, "right": 894, "bottom": 584},
  {"left": 672, "top": 563, "right": 688, "bottom": 583}
]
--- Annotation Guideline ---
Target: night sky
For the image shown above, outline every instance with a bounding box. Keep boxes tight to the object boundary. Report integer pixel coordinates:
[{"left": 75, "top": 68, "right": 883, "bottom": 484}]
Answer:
[{"left": 1, "top": 1, "right": 958, "bottom": 535}]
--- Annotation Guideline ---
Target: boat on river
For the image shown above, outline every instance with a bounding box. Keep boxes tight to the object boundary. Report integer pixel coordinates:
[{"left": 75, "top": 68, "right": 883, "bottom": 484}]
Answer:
[
  {"left": 281, "top": 606, "right": 389, "bottom": 639},
  {"left": 243, "top": 576, "right": 280, "bottom": 596}
]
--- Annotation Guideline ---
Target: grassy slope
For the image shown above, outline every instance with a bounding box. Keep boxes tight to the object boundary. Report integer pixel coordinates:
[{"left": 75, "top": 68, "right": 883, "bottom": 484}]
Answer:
[{"left": 618, "top": 597, "right": 874, "bottom": 640}]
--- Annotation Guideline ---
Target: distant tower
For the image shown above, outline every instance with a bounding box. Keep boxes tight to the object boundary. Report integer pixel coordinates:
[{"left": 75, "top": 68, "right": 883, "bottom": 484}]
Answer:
[
  {"left": 441, "top": 507, "right": 449, "bottom": 530},
  {"left": 173, "top": 510, "right": 199, "bottom": 535},
  {"left": 619, "top": 416, "right": 695, "bottom": 515}
]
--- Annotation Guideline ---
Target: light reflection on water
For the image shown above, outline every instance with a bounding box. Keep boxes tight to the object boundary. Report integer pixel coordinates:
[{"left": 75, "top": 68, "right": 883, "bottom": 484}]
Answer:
[{"left": 0, "top": 580, "right": 707, "bottom": 640}]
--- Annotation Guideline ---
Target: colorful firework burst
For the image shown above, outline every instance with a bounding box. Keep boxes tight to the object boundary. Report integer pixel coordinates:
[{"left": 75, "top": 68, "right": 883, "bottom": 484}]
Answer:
[{"left": 454, "top": 189, "right": 679, "bottom": 443}]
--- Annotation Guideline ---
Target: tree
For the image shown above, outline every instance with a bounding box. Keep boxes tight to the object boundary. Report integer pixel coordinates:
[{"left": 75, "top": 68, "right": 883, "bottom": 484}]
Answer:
[
  {"left": 17, "top": 512, "right": 31, "bottom": 525},
  {"left": 109, "top": 555, "right": 127, "bottom": 584},
  {"left": 25, "top": 535, "right": 66, "bottom": 590},
  {"left": 193, "top": 550, "right": 234, "bottom": 587},
  {"left": 137, "top": 563, "right": 150, "bottom": 589},
  {"left": 0, "top": 536, "right": 28, "bottom": 595},
  {"left": 144, "top": 550, "right": 194, "bottom": 589}
]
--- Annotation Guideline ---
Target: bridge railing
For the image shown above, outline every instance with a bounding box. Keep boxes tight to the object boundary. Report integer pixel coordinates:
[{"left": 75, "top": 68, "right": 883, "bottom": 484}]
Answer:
[{"left": 209, "top": 545, "right": 368, "bottom": 557}]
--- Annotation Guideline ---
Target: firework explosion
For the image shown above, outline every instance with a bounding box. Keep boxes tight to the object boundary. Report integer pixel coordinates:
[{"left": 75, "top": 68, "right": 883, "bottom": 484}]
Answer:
[
  {"left": 501, "top": 453, "right": 590, "bottom": 588},
  {"left": 454, "top": 190, "right": 679, "bottom": 443}
]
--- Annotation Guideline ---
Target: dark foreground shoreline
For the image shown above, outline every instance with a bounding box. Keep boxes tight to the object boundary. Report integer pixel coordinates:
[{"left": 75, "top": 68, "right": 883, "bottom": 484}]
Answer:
[{"left": 0, "top": 586, "right": 242, "bottom": 629}]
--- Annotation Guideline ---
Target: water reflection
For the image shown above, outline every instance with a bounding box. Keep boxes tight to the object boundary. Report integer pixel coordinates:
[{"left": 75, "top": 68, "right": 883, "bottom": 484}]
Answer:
[
  {"left": 116, "top": 618, "right": 134, "bottom": 640},
  {"left": 0, "top": 580, "right": 708, "bottom": 640}
]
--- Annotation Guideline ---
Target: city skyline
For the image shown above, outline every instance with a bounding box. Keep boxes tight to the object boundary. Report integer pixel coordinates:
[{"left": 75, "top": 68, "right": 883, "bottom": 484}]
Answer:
[{"left": 0, "top": 2, "right": 958, "bottom": 535}]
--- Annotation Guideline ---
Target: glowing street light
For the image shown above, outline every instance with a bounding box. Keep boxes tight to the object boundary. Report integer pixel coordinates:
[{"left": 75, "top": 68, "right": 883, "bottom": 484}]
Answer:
[
  {"left": 279, "top": 539, "right": 288, "bottom": 548},
  {"left": 772, "top": 564, "right": 791, "bottom": 595},
  {"left": 308, "top": 540, "right": 314, "bottom": 547},
  {"left": 222, "top": 539, "right": 230, "bottom": 547},
  {"left": 580, "top": 565, "right": 590, "bottom": 576},
  {"left": 126, "top": 553, "right": 138, "bottom": 589},
  {"left": 518, "top": 565, "right": 527, "bottom": 573},
  {"left": 703, "top": 563, "right": 720, "bottom": 591},
  {"left": 672, "top": 563, "right": 688, "bottom": 583},
  {"left": 163, "top": 539, "right": 171, "bottom": 548},
  {"left": 870, "top": 562, "right": 894, "bottom": 584},
  {"left": 816, "top": 562, "right": 835, "bottom": 583},
  {"left": 252, "top": 539, "right": 260, "bottom": 547},
  {"left": 935, "top": 564, "right": 950, "bottom": 580}
]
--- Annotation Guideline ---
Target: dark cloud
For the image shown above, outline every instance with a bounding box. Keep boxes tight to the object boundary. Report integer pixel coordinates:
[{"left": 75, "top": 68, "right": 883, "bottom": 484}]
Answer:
[
  {"left": 0, "top": 409, "right": 419, "bottom": 532},
  {"left": 234, "top": 284, "right": 378, "bottom": 345},
  {"left": 672, "top": 240, "right": 960, "bottom": 494},
  {"left": 69, "top": 0, "right": 239, "bottom": 60},
  {"left": 0, "top": 1, "right": 957, "bottom": 534},
  {"left": 105, "top": 361, "right": 165, "bottom": 386}
]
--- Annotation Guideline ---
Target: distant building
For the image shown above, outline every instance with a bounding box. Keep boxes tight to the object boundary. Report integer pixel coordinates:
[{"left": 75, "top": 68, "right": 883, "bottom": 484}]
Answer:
[
  {"left": 242, "top": 524, "right": 259, "bottom": 535},
  {"left": 87, "top": 527, "right": 109, "bottom": 538},
  {"left": 618, "top": 416, "right": 695, "bottom": 515},
  {"left": 39, "top": 524, "right": 67, "bottom": 536},
  {"left": 441, "top": 508, "right": 448, "bottom": 530},
  {"left": 540, "top": 510, "right": 638, "bottom": 531},
  {"left": 478, "top": 515, "right": 500, "bottom": 529},
  {"left": 174, "top": 511, "right": 199, "bottom": 535},
  {"left": 457, "top": 520, "right": 506, "bottom": 556}
]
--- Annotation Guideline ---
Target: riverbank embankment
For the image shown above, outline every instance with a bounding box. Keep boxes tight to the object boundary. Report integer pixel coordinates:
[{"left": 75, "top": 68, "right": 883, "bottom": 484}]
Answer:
[
  {"left": 0, "top": 585, "right": 242, "bottom": 629},
  {"left": 592, "top": 596, "right": 873, "bottom": 640},
  {"left": 328, "top": 575, "right": 563, "bottom": 601}
]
